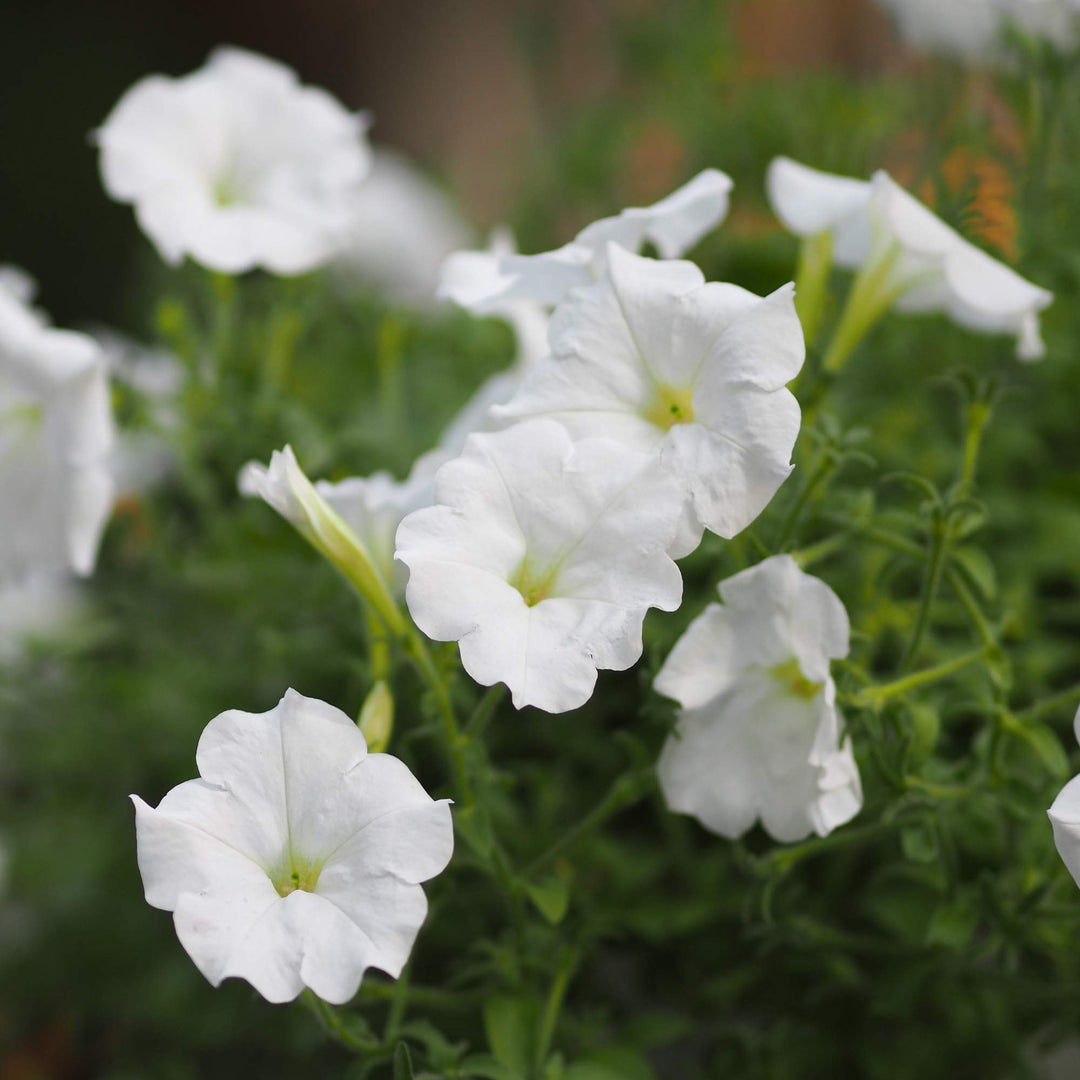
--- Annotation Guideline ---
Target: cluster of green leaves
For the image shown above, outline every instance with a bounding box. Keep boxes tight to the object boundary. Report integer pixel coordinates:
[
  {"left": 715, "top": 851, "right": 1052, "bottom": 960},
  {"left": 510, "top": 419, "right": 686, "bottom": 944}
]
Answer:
[{"left": 2, "top": 2, "right": 1080, "bottom": 1077}]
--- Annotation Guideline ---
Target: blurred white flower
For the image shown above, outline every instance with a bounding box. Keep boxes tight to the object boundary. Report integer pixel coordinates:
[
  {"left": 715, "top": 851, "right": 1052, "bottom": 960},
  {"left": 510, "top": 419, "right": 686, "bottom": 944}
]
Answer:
[
  {"left": 238, "top": 446, "right": 411, "bottom": 623},
  {"left": 1048, "top": 707, "right": 1080, "bottom": 890},
  {"left": 338, "top": 148, "right": 474, "bottom": 306},
  {"left": 97, "top": 47, "right": 371, "bottom": 275},
  {"left": 438, "top": 169, "right": 732, "bottom": 311},
  {"left": 496, "top": 245, "right": 803, "bottom": 556},
  {"left": 0, "top": 271, "right": 114, "bottom": 580},
  {"left": 396, "top": 419, "right": 684, "bottom": 714},
  {"left": 132, "top": 688, "right": 453, "bottom": 1004},
  {"left": 0, "top": 574, "right": 85, "bottom": 662},
  {"left": 655, "top": 555, "right": 861, "bottom": 843},
  {"left": 766, "top": 159, "right": 1054, "bottom": 363},
  {"left": 95, "top": 329, "right": 183, "bottom": 497},
  {"left": 875, "top": 0, "right": 1078, "bottom": 60}
]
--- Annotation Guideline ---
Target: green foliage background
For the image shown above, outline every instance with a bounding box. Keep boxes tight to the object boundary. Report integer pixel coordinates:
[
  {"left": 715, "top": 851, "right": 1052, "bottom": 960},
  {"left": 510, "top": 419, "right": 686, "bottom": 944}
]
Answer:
[{"left": 2, "top": 3, "right": 1079, "bottom": 1077}]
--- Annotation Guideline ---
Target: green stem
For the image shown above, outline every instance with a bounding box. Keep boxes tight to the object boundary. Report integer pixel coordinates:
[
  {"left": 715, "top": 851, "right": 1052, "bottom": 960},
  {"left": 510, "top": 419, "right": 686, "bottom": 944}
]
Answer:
[
  {"left": 821, "top": 245, "right": 903, "bottom": 375},
  {"left": 958, "top": 401, "right": 991, "bottom": 493},
  {"left": 524, "top": 769, "right": 655, "bottom": 879},
  {"left": 944, "top": 566, "right": 996, "bottom": 649},
  {"left": 534, "top": 948, "right": 578, "bottom": 1074},
  {"left": 902, "top": 515, "right": 949, "bottom": 670},
  {"left": 404, "top": 629, "right": 473, "bottom": 807},
  {"left": 466, "top": 684, "right": 506, "bottom": 740},
  {"left": 766, "top": 821, "right": 898, "bottom": 874},
  {"left": 301, "top": 990, "right": 381, "bottom": 1053},
  {"left": 776, "top": 454, "right": 837, "bottom": 550},
  {"left": 1017, "top": 681, "right": 1080, "bottom": 725},
  {"left": 793, "top": 230, "right": 834, "bottom": 349},
  {"left": 851, "top": 645, "right": 990, "bottom": 710},
  {"left": 790, "top": 532, "right": 847, "bottom": 569},
  {"left": 383, "top": 964, "right": 409, "bottom": 1045}
]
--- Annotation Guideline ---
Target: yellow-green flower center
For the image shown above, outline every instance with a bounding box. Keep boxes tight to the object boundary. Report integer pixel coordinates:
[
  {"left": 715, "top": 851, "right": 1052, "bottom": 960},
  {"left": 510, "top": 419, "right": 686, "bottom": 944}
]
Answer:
[
  {"left": 645, "top": 384, "right": 695, "bottom": 431},
  {"left": 513, "top": 558, "right": 558, "bottom": 607},
  {"left": 269, "top": 852, "right": 323, "bottom": 897},
  {"left": 769, "top": 657, "right": 823, "bottom": 701}
]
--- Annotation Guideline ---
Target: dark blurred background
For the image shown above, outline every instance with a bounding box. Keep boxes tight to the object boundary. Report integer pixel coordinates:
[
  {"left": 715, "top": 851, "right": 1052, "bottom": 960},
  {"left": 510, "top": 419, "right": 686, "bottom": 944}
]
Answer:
[{"left": 2, "top": 0, "right": 903, "bottom": 329}]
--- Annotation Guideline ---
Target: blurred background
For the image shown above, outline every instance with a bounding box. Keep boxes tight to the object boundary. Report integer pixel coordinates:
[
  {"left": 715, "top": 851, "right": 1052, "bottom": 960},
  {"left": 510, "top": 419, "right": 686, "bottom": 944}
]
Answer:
[{"left": 6, "top": 0, "right": 910, "bottom": 330}]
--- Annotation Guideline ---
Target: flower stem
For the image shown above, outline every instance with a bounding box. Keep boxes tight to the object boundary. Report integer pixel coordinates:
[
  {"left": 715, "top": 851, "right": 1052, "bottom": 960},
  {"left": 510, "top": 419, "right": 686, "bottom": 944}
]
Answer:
[
  {"left": 851, "top": 645, "right": 990, "bottom": 711},
  {"left": 794, "top": 230, "right": 834, "bottom": 349},
  {"left": 958, "top": 401, "right": 991, "bottom": 493},
  {"left": 902, "top": 513, "right": 949, "bottom": 670},
  {"left": 821, "top": 246, "right": 902, "bottom": 375},
  {"left": 524, "top": 769, "right": 655, "bottom": 879},
  {"left": 301, "top": 990, "right": 381, "bottom": 1053},
  {"left": 1017, "top": 681, "right": 1080, "bottom": 725},
  {"left": 466, "top": 684, "right": 506, "bottom": 740},
  {"left": 776, "top": 453, "right": 837, "bottom": 550},
  {"left": 534, "top": 947, "right": 579, "bottom": 1073}
]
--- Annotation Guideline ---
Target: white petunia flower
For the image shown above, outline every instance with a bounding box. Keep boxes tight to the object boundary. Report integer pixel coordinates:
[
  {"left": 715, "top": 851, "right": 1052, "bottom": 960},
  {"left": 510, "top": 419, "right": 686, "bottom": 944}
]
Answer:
[
  {"left": 496, "top": 245, "right": 803, "bottom": 557},
  {"left": 0, "top": 272, "right": 114, "bottom": 581},
  {"left": 438, "top": 170, "right": 732, "bottom": 312},
  {"left": 655, "top": 555, "right": 861, "bottom": 843},
  {"left": 766, "top": 158, "right": 1054, "bottom": 364},
  {"left": 395, "top": 419, "right": 685, "bottom": 714},
  {"left": 338, "top": 148, "right": 474, "bottom": 306},
  {"left": 1047, "top": 707, "right": 1080, "bottom": 890},
  {"left": 132, "top": 688, "right": 453, "bottom": 1004},
  {"left": 874, "top": 0, "right": 1078, "bottom": 61},
  {"left": 97, "top": 47, "right": 372, "bottom": 275}
]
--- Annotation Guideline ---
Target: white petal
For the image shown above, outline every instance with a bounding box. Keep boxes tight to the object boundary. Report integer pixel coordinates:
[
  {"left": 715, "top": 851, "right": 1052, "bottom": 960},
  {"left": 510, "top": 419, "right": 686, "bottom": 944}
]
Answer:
[
  {"left": 654, "top": 602, "right": 742, "bottom": 709},
  {"left": 1050, "top": 774, "right": 1080, "bottom": 890},
  {"left": 766, "top": 157, "right": 873, "bottom": 253}
]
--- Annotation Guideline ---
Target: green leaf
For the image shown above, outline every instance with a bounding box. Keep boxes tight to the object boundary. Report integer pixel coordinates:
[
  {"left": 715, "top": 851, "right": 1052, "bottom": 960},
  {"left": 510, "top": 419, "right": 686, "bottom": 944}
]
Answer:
[
  {"left": 525, "top": 874, "right": 570, "bottom": 925},
  {"left": 900, "top": 822, "right": 939, "bottom": 864},
  {"left": 460, "top": 1054, "right": 521, "bottom": 1080},
  {"left": 456, "top": 803, "right": 495, "bottom": 859},
  {"left": 926, "top": 899, "right": 979, "bottom": 949},
  {"left": 483, "top": 995, "right": 538, "bottom": 1077},
  {"left": 401, "top": 1019, "right": 466, "bottom": 1068},
  {"left": 393, "top": 1042, "right": 415, "bottom": 1080}
]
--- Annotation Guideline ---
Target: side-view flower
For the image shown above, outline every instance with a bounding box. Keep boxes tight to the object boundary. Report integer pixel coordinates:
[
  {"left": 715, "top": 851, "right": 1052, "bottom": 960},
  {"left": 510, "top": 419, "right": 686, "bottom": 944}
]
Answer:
[
  {"left": 655, "top": 555, "right": 862, "bottom": 843},
  {"left": 766, "top": 157, "right": 1054, "bottom": 365},
  {"left": 1048, "top": 708, "right": 1080, "bottom": 890},
  {"left": 0, "top": 270, "right": 114, "bottom": 581},
  {"left": 97, "top": 47, "right": 372, "bottom": 275},
  {"left": 132, "top": 689, "right": 454, "bottom": 1004},
  {"left": 496, "top": 245, "right": 804, "bottom": 556},
  {"left": 438, "top": 169, "right": 732, "bottom": 311},
  {"left": 396, "top": 418, "right": 684, "bottom": 713}
]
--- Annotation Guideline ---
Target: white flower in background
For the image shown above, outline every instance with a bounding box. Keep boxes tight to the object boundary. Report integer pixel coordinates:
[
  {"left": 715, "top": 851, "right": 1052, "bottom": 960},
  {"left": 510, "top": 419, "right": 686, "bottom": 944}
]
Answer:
[
  {"left": 875, "top": 0, "right": 1078, "bottom": 60},
  {"left": 338, "top": 148, "right": 474, "bottom": 306},
  {"left": 0, "top": 271, "right": 114, "bottom": 581},
  {"left": 438, "top": 170, "right": 732, "bottom": 311},
  {"left": 496, "top": 246, "right": 803, "bottom": 557},
  {"left": 766, "top": 158, "right": 1054, "bottom": 364},
  {"left": 239, "top": 446, "right": 414, "bottom": 623},
  {"left": 95, "top": 329, "right": 183, "bottom": 497},
  {"left": 0, "top": 574, "right": 85, "bottom": 663},
  {"left": 396, "top": 419, "right": 684, "bottom": 714},
  {"left": 655, "top": 555, "right": 861, "bottom": 843},
  {"left": 132, "top": 689, "right": 453, "bottom": 1004},
  {"left": 1048, "top": 707, "right": 1080, "bottom": 890},
  {"left": 97, "top": 47, "right": 371, "bottom": 275}
]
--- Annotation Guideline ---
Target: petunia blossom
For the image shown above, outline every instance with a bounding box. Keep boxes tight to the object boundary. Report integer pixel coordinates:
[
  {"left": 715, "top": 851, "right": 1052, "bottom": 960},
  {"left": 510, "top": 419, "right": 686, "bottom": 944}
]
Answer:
[
  {"left": 132, "top": 689, "right": 453, "bottom": 1004},
  {"left": 495, "top": 245, "right": 803, "bottom": 557},
  {"left": 0, "top": 270, "right": 114, "bottom": 581},
  {"left": 766, "top": 158, "right": 1054, "bottom": 363},
  {"left": 1048, "top": 707, "right": 1080, "bottom": 891},
  {"left": 438, "top": 169, "right": 732, "bottom": 311},
  {"left": 395, "top": 419, "right": 684, "bottom": 714},
  {"left": 874, "top": 0, "right": 1078, "bottom": 61},
  {"left": 654, "top": 555, "right": 861, "bottom": 843},
  {"left": 97, "top": 47, "right": 371, "bottom": 275}
]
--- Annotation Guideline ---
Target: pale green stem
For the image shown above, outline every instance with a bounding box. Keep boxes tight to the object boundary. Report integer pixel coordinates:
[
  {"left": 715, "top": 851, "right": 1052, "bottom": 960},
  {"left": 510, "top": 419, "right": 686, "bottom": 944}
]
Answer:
[
  {"left": 794, "top": 231, "right": 834, "bottom": 349},
  {"left": 466, "top": 684, "right": 506, "bottom": 739},
  {"left": 776, "top": 453, "right": 837, "bottom": 550},
  {"left": 851, "top": 645, "right": 990, "bottom": 711},
  {"left": 959, "top": 401, "right": 991, "bottom": 493},
  {"left": 790, "top": 532, "right": 847, "bottom": 569},
  {"left": 301, "top": 990, "right": 381, "bottom": 1053},
  {"left": 821, "top": 245, "right": 906, "bottom": 374},
  {"left": 524, "top": 769, "right": 655, "bottom": 879}
]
